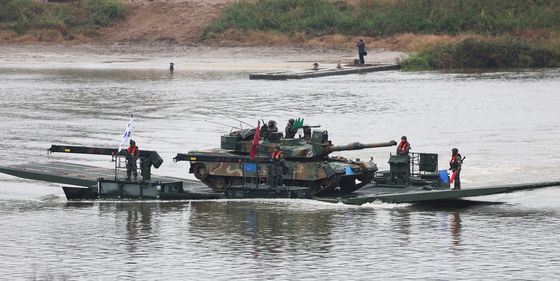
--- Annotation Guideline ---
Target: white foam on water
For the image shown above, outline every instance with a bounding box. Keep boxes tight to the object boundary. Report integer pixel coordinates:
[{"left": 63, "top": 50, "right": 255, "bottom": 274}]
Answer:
[{"left": 359, "top": 200, "right": 411, "bottom": 209}]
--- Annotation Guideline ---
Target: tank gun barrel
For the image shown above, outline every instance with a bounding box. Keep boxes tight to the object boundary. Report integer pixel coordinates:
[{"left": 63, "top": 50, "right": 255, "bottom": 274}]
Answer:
[{"left": 328, "top": 140, "right": 397, "bottom": 152}]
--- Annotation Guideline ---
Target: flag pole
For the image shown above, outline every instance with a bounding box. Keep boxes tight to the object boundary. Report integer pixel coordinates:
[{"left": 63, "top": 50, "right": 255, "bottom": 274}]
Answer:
[{"left": 249, "top": 121, "right": 261, "bottom": 188}]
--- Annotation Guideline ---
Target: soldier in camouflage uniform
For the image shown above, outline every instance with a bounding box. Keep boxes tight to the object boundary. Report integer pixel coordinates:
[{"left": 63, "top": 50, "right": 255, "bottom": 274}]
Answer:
[
  {"left": 450, "top": 148, "right": 463, "bottom": 190},
  {"left": 285, "top": 119, "right": 297, "bottom": 138},
  {"left": 261, "top": 120, "right": 278, "bottom": 140},
  {"left": 126, "top": 140, "right": 139, "bottom": 182},
  {"left": 270, "top": 146, "right": 283, "bottom": 187}
]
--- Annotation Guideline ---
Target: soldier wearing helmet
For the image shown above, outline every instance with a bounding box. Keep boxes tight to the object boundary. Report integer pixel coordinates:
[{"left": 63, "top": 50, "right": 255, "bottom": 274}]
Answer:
[
  {"left": 449, "top": 148, "right": 463, "bottom": 190},
  {"left": 285, "top": 118, "right": 297, "bottom": 138},
  {"left": 126, "top": 139, "right": 139, "bottom": 182},
  {"left": 267, "top": 120, "right": 277, "bottom": 131},
  {"left": 260, "top": 120, "right": 278, "bottom": 140}
]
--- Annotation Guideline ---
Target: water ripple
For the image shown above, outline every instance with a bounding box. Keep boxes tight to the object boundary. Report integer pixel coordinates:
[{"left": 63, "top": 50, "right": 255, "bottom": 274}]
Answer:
[{"left": 0, "top": 68, "right": 559, "bottom": 280}]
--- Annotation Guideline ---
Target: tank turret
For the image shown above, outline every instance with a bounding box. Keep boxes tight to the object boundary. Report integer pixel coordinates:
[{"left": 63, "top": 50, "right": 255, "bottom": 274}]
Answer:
[{"left": 278, "top": 130, "right": 396, "bottom": 159}]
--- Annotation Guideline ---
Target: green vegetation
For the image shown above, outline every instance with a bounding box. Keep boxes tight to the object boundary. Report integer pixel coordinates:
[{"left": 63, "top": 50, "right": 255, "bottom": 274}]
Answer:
[
  {"left": 206, "top": 0, "right": 560, "bottom": 37},
  {"left": 401, "top": 38, "right": 560, "bottom": 69},
  {"left": 0, "top": 0, "right": 127, "bottom": 36},
  {"left": 400, "top": 53, "right": 430, "bottom": 70},
  {"left": 205, "top": 0, "right": 560, "bottom": 69}
]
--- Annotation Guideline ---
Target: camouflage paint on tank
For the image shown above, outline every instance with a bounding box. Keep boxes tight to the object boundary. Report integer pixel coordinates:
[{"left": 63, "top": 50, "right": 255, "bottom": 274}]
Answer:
[
  {"left": 176, "top": 126, "right": 396, "bottom": 195},
  {"left": 292, "top": 162, "right": 329, "bottom": 181},
  {"left": 206, "top": 162, "right": 271, "bottom": 178}
]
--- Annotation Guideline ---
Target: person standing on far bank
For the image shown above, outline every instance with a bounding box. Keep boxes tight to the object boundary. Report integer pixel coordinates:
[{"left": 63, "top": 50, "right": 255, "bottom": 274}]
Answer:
[{"left": 356, "top": 39, "right": 366, "bottom": 65}]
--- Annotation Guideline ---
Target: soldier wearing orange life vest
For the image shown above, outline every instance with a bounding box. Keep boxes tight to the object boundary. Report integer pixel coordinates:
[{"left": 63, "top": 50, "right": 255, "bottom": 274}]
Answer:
[
  {"left": 396, "top": 136, "right": 411, "bottom": 156},
  {"left": 126, "top": 140, "right": 139, "bottom": 182},
  {"left": 271, "top": 147, "right": 282, "bottom": 160},
  {"left": 449, "top": 148, "right": 463, "bottom": 190},
  {"left": 270, "top": 146, "right": 283, "bottom": 187}
]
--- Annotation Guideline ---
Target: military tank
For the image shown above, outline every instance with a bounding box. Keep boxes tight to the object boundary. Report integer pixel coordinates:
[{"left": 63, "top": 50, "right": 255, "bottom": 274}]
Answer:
[{"left": 174, "top": 126, "right": 396, "bottom": 196}]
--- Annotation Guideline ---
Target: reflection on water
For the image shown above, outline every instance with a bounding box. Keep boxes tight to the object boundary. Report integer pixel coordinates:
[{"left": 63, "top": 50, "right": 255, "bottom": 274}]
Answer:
[
  {"left": 0, "top": 68, "right": 560, "bottom": 279},
  {"left": 450, "top": 211, "right": 461, "bottom": 247},
  {"left": 1, "top": 197, "right": 559, "bottom": 279}
]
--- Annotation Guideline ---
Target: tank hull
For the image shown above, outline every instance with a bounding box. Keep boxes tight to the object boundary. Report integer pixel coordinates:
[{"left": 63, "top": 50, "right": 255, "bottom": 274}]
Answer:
[{"left": 185, "top": 150, "right": 378, "bottom": 196}]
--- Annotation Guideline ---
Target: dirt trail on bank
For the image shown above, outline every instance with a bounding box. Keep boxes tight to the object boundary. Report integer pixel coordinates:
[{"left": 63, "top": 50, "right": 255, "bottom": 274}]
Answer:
[
  {"left": 0, "top": 0, "right": 404, "bottom": 70},
  {"left": 0, "top": 43, "right": 403, "bottom": 71},
  {"left": 100, "top": 0, "right": 233, "bottom": 44}
]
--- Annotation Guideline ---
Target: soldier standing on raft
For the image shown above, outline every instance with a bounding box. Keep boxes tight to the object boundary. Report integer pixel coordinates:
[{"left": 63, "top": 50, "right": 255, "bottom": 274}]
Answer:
[
  {"left": 356, "top": 39, "right": 366, "bottom": 65},
  {"left": 396, "top": 136, "right": 411, "bottom": 156},
  {"left": 270, "top": 146, "right": 283, "bottom": 187},
  {"left": 126, "top": 140, "right": 139, "bottom": 182},
  {"left": 391, "top": 136, "right": 411, "bottom": 184},
  {"left": 450, "top": 148, "right": 463, "bottom": 190}
]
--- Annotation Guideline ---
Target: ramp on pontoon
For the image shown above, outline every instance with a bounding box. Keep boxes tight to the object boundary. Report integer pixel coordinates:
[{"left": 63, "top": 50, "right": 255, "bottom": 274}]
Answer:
[
  {"left": 0, "top": 161, "right": 218, "bottom": 199},
  {"left": 315, "top": 181, "right": 560, "bottom": 205}
]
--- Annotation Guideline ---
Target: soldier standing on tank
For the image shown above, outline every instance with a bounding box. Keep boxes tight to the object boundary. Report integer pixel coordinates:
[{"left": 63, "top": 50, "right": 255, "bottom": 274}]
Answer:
[
  {"left": 267, "top": 120, "right": 278, "bottom": 133},
  {"left": 126, "top": 140, "right": 139, "bottom": 182},
  {"left": 285, "top": 119, "right": 297, "bottom": 138},
  {"left": 303, "top": 126, "right": 312, "bottom": 140},
  {"left": 261, "top": 120, "right": 278, "bottom": 140},
  {"left": 396, "top": 136, "right": 411, "bottom": 156},
  {"left": 450, "top": 148, "right": 463, "bottom": 190}
]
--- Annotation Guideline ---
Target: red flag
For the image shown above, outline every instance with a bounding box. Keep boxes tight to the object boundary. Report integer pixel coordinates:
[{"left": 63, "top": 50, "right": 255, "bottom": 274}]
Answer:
[{"left": 249, "top": 121, "right": 260, "bottom": 160}]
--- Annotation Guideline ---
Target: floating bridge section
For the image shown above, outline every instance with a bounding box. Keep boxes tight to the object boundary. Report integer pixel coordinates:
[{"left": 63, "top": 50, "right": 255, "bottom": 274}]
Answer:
[
  {"left": 249, "top": 64, "right": 400, "bottom": 80},
  {"left": 1, "top": 162, "right": 558, "bottom": 204}
]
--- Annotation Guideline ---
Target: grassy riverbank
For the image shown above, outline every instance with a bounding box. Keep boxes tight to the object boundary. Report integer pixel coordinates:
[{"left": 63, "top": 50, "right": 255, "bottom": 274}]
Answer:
[
  {"left": 205, "top": 0, "right": 560, "bottom": 37},
  {"left": 204, "top": 0, "right": 560, "bottom": 69},
  {"left": 2, "top": 0, "right": 559, "bottom": 69},
  {"left": 0, "top": 0, "right": 127, "bottom": 40}
]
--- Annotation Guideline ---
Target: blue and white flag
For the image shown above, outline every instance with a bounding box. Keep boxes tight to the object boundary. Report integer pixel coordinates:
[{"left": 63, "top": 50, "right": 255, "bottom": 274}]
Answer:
[{"left": 118, "top": 115, "right": 134, "bottom": 152}]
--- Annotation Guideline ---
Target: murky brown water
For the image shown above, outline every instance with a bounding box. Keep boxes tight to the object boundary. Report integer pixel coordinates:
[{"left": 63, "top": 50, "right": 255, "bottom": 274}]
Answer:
[{"left": 1, "top": 67, "right": 559, "bottom": 280}]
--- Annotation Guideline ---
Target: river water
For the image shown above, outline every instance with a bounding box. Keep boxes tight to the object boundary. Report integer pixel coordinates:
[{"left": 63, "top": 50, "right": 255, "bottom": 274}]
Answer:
[{"left": 0, "top": 67, "right": 559, "bottom": 280}]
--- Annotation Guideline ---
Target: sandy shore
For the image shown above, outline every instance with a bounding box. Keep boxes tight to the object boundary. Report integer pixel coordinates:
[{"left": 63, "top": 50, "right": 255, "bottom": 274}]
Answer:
[{"left": 0, "top": 43, "right": 404, "bottom": 71}]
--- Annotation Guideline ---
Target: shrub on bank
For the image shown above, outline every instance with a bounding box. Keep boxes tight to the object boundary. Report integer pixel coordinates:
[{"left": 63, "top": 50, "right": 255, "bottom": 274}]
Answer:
[
  {"left": 401, "top": 38, "right": 560, "bottom": 69},
  {"left": 400, "top": 54, "right": 431, "bottom": 70},
  {"left": 81, "top": 0, "right": 127, "bottom": 27},
  {"left": 0, "top": 0, "right": 127, "bottom": 35}
]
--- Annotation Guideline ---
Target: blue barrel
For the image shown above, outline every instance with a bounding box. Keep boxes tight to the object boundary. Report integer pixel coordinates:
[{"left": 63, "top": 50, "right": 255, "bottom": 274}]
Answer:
[
  {"left": 439, "top": 170, "right": 449, "bottom": 184},
  {"left": 244, "top": 163, "right": 257, "bottom": 174}
]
